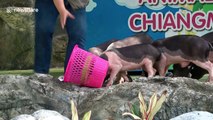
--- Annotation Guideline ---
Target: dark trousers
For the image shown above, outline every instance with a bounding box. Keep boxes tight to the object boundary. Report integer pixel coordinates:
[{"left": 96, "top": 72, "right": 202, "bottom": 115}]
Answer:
[{"left": 34, "top": 0, "right": 87, "bottom": 74}]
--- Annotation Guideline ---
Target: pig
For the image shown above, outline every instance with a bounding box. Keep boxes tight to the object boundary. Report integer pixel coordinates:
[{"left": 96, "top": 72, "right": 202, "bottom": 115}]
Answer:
[
  {"left": 106, "top": 33, "right": 153, "bottom": 50},
  {"left": 89, "top": 33, "right": 153, "bottom": 56},
  {"left": 152, "top": 35, "right": 213, "bottom": 82},
  {"left": 173, "top": 32, "right": 213, "bottom": 79},
  {"left": 89, "top": 39, "right": 118, "bottom": 56},
  {"left": 89, "top": 33, "right": 153, "bottom": 84},
  {"left": 100, "top": 43, "right": 161, "bottom": 86}
]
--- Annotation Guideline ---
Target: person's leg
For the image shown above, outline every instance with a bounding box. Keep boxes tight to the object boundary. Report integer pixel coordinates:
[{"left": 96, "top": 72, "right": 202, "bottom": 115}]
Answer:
[
  {"left": 64, "top": 5, "right": 87, "bottom": 72},
  {"left": 34, "top": 0, "right": 59, "bottom": 74}
]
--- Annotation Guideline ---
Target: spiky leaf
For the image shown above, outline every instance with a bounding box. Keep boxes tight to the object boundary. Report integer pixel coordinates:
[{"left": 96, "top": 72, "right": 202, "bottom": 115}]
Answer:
[
  {"left": 149, "top": 90, "right": 167, "bottom": 120},
  {"left": 123, "top": 112, "right": 141, "bottom": 120},
  {"left": 82, "top": 110, "right": 91, "bottom": 120},
  {"left": 71, "top": 100, "right": 79, "bottom": 120},
  {"left": 138, "top": 92, "right": 147, "bottom": 119},
  {"left": 147, "top": 92, "right": 157, "bottom": 119}
]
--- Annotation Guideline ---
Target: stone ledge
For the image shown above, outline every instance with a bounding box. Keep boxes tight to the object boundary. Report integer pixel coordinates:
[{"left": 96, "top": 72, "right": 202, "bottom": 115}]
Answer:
[{"left": 0, "top": 75, "right": 212, "bottom": 120}]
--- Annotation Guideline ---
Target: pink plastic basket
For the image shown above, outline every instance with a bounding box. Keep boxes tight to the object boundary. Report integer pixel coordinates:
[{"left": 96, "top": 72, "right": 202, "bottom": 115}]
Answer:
[{"left": 64, "top": 45, "right": 109, "bottom": 88}]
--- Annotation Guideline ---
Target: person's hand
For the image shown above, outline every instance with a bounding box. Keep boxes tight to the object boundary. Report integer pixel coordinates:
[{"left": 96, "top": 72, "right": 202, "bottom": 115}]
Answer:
[{"left": 59, "top": 9, "right": 75, "bottom": 29}]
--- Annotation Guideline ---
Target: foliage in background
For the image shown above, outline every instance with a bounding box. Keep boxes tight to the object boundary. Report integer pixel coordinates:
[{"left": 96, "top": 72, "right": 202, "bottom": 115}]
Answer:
[
  {"left": 123, "top": 90, "right": 167, "bottom": 120},
  {"left": 71, "top": 99, "right": 91, "bottom": 120}
]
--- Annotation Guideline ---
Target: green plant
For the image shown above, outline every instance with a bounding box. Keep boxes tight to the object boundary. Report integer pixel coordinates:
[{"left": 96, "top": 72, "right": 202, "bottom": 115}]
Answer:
[
  {"left": 128, "top": 102, "right": 140, "bottom": 117},
  {"left": 71, "top": 99, "right": 91, "bottom": 120},
  {"left": 123, "top": 90, "right": 167, "bottom": 120}
]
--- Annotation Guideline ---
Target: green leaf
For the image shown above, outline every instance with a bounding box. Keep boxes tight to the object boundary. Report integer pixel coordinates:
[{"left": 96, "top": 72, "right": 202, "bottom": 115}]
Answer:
[
  {"left": 149, "top": 90, "right": 167, "bottom": 120},
  {"left": 132, "top": 103, "right": 141, "bottom": 117},
  {"left": 123, "top": 112, "right": 142, "bottom": 120},
  {"left": 129, "top": 103, "right": 136, "bottom": 115},
  {"left": 71, "top": 100, "right": 79, "bottom": 120},
  {"left": 147, "top": 92, "right": 157, "bottom": 119},
  {"left": 82, "top": 110, "right": 91, "bottom": 120},
  {"left": 129, "top": 103, "right": 135, "bottom": 115},
  {"left": 138, "top": 92, "right": 147, "bottom": 119}
]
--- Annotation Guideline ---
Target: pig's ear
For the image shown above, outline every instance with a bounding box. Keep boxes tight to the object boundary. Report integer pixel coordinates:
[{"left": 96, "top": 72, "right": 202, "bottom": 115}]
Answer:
[{"left": 100, "top": 54, "right": 108, "bottom": 61}]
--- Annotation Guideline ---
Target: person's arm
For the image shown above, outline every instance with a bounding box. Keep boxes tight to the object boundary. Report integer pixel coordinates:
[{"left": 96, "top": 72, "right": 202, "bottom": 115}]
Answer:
[{"left": 53, "top": 0, "right": 75, "bottom": 29}]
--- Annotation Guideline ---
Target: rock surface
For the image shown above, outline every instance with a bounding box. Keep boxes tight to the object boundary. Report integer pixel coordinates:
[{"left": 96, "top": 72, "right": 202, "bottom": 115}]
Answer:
[
  {"left": 11, "top": 109, "right": 69, "bottom": 120},
  {"left": 0, "top": 75, "right": 213, "bottom": 120},
  {"left": 170, "top": 111, "right": 213, "bottom": 120}
]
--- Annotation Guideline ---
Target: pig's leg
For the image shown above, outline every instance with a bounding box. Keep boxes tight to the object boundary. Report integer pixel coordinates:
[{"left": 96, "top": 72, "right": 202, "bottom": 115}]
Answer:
[
  {"left": 114, "top": 72, "right": 122, "bottom": 84},
  {"left": 142, "top": 58, "right": 156, "bottom": 77},
  {"left": 112, "top": 72, "right": 131, "bottom": 84},
  {"left": 120, "top": 71, "right": 131, "bottom": 83},
  {"left": 114, "top": 71, "right": 131, "bottom": 84},
  {"left": 192, "top": 60, "right": 213, "bottom": 82},
  {"left": 156, "top": 54, "right": 167, "bottom": 76},
  {"left": 164, "top": 65, "right": 171, "bottom": 76},
  {"left": 158, "top": 65, "right": 166, "bottom": 76},
  {"left": 106, "top": 66, "right": 122, "bottom": 86}
]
